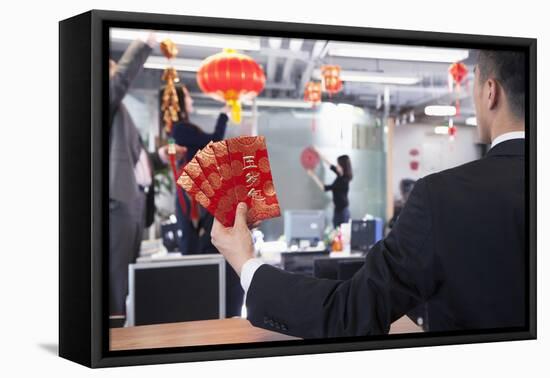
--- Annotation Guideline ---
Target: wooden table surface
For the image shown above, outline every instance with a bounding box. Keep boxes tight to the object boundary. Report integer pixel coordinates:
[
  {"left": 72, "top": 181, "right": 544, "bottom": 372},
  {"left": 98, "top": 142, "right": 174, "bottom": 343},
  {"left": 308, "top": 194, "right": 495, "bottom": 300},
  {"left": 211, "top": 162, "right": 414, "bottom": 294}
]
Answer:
[{"left": 110, "top": 316, "right": 422, "bottom": 351}]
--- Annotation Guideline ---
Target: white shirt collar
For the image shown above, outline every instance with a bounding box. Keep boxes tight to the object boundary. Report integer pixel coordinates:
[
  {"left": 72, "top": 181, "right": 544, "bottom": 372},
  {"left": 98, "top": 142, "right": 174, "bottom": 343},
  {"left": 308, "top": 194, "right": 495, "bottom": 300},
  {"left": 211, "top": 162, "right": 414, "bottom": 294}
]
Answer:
[{"left": 490, "top": 131, "right": 525, "bottom": 149}]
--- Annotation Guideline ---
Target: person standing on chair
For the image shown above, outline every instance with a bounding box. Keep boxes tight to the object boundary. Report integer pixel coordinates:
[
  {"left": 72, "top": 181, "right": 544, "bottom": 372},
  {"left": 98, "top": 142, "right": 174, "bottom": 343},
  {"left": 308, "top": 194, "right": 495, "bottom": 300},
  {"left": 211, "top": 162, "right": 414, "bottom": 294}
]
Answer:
[{"left": 109, "top": 34, "right": 186, "bottom": 321}]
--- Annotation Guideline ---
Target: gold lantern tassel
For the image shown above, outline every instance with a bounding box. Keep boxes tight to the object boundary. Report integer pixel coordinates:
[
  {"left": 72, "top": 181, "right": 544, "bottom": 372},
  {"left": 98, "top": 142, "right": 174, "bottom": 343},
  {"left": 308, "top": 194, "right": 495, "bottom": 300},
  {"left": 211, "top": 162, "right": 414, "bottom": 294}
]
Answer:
[{"left": 227, "top": 99, "right": 242, "bottom": 124}]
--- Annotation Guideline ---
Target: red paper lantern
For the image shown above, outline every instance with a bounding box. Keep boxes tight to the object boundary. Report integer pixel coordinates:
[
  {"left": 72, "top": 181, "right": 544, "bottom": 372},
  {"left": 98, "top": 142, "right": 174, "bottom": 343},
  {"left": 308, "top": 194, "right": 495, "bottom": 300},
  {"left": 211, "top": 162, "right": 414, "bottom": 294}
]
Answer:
[
  {"left": 321, "top": 65, "right": 342, "bottom": 95},
  {"left": 449, "top": 62, "right": 468, "bottom": 84},
  {"left": 448, "top": 62, "right": 468, "bottom": 115},
  {"left": 197, "top": 48, "right": 266, "bottom": 124},
  {"left": 409, "top": 161, "right": 419, "bottom": 171}
]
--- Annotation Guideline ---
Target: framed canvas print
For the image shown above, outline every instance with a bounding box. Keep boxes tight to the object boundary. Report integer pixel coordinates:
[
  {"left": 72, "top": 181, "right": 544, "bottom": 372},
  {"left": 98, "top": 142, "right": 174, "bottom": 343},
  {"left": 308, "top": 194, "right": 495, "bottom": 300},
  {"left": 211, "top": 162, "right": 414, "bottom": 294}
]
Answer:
[{"left": 59, "top": 9, "right": 536, "bottom": 368}]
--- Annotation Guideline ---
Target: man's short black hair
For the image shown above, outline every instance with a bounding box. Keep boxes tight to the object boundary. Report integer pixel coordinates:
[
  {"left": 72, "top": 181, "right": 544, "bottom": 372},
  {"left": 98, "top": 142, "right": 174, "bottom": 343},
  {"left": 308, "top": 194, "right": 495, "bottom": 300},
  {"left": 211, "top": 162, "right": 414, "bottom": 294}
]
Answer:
[{"left": 477, "top": 50, "right": 525, "bottom": 120}]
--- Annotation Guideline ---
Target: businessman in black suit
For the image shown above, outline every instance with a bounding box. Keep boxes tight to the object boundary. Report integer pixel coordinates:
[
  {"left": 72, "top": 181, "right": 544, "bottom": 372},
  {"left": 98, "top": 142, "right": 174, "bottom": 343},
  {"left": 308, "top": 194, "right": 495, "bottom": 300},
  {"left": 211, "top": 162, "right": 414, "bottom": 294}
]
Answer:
[
  {"left": 211, "top": 50, "right": 526, "bottom": 337},
  {"left": 108, "top": 34, "right": 186, "bottom": 319}
]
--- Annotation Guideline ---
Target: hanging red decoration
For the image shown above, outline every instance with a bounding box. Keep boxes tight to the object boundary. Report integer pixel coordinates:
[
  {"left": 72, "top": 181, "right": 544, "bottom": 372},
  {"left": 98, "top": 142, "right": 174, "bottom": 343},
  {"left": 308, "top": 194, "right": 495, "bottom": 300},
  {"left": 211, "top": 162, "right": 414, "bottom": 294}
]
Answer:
[
  {"left": 304, "top": 81, "right": 322, "bottom": 132},
  {"left": 448, "top": 62, "right": 468, "bottom": 116},
  {"left": 160, "top": 39, "right": 181, "bottom": 135},
  {"left": 321, "top": 65, "right": 343, "bottom": 96},
  {"left": 196, "top": 48, "right": 266, "bottom": 124},
  {"left": 300, "top": 146, "right": 320, "bottom": 170},
  {"left": 158, "top": 39, "right": 189, "bottom": 217},
  {"left": 304, "top": 81, "right": 322, "bottom": 104},
  {"left": 448, "top": 125, "right": 457, "bottom": 138}
]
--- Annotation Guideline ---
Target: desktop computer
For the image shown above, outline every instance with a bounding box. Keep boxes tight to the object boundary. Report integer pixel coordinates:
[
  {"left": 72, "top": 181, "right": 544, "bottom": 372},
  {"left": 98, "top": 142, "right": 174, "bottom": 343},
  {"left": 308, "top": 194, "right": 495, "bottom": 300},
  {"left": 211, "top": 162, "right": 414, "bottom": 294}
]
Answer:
[
  {"left": 350, "top": 219, "right": 383, "bottom": 253},
  {"left": 284, "top": 210, "right": 325, "bottom": 247}
]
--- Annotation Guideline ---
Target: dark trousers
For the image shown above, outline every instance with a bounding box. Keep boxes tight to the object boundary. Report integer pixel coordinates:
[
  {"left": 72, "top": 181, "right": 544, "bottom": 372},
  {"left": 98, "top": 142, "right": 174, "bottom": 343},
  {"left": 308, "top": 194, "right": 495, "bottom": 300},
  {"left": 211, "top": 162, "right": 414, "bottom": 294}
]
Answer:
[
  {"left": 109, "top": 193, "right": 146, "bottom": 316},
  {"left": 333, "top": 206, "right": 350, "bottom": 229}
]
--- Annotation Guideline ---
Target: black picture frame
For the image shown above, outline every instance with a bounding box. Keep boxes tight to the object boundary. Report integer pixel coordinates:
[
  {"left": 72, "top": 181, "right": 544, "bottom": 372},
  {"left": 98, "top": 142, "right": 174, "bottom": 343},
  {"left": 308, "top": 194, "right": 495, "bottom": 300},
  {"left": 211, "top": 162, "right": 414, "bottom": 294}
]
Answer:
[{"left": 59, "top": 9, "right": 537, "bottom": 368}]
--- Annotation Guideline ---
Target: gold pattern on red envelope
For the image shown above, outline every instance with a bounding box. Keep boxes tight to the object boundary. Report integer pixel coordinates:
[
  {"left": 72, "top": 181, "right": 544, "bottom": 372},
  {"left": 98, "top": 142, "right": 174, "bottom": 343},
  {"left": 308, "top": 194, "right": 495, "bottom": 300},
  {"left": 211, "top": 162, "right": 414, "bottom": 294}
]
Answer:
[
  {"left": 176, "top": 172, "right": 211, "bottom": 210},
  {"left": 183, "top": 155, "right": 215, "bottom": 198},
  {"left": 195, "top": 143, "right": 223, "bottom": 191},
  {"left": 177, "top": 170, "right": 235, "bottom": 227},
  {"left": 226, "top": 136, "right": 281, "bottom": 223},
  {"left": 210, "top": 140, "right": 240, "bottom": 225},
  {"left": 195, "top": 143, "right": 236, "bottom": 224},
  {"left": 177, "top": 136, "right": 281, "bottom": 227},
  {"left": 185, "top": 153, "right": 238, "bottom": 227}
]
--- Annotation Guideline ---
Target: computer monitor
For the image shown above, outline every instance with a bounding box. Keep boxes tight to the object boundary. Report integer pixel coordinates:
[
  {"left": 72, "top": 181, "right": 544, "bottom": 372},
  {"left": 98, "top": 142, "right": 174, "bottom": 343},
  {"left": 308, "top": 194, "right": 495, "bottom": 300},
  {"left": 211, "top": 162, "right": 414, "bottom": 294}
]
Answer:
[{"left": 284, "top": 210, "right": 325, "bottom": 247}]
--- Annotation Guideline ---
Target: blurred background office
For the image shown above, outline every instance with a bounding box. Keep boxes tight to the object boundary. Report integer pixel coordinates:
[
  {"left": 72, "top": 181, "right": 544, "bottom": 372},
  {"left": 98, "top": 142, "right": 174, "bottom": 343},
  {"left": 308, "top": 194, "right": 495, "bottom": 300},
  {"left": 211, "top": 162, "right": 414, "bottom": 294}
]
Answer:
[{"left": 108, "top": 28, "right": 485, "bottom": 331}]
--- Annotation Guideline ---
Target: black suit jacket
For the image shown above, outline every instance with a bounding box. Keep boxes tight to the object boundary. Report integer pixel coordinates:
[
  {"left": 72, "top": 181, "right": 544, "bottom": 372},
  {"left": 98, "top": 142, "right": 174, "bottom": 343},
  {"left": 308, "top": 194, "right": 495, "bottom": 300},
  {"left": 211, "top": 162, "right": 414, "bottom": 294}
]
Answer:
[{"left": 246, "top": 139, "right": 526, "bottom": 338}]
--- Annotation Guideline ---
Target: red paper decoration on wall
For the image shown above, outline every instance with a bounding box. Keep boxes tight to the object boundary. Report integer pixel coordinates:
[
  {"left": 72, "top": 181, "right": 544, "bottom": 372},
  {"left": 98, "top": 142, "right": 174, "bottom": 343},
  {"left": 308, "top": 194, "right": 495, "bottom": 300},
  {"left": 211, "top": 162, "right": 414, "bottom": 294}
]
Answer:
[{"left": 300, "top": 146, "right": 320, "bottom": 170}]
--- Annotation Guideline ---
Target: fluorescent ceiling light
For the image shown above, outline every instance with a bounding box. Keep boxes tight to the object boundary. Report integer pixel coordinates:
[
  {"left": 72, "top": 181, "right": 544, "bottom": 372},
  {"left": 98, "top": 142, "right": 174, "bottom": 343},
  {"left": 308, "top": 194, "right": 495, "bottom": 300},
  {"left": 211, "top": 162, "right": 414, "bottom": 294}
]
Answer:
[
  {"left": 465, "top": 116, "right": 478, "bottom": 126},
  {"left": 144, "top": 56, "right": 202, "bottom": 71},
  {"left": 289, "top": 39, "right": 304, "bottom": 52},
  {"left": 424, "top": 105, "right": 457, "bottom": 116},
  {"left": 312, "top": 69, "right": 420, "bottom": 85},
  {"left": 110, "top": 29, "right": 261, "bottom": 51},
  {"left": 328, "top": 42, "right": 469, "bottom": 63},
  {"left": 311, "top": 40, "right": 327, "bottom": 58},
  {"left": 243, "top": 98, "right": 313, "bottom": 109},
  {"left": 434, "top": 126, "right": 450, "bottom": 135},
  {"left": 268, "top": 38, "right": 283, "bottom": 49}
]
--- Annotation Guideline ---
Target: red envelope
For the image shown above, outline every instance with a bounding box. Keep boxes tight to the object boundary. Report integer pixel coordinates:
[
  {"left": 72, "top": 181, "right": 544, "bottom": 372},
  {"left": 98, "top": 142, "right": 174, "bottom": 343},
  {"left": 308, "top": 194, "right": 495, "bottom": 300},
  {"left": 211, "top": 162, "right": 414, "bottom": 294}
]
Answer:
[
  {"left": 176, "top": 171, "right": 215, "bottom": 215},
  {"left": 196, "top": 143, "right": 238, "bottom": 225},
  {"left": 179, "top": 137, "right": 281, "bottom": 226},
  {"left": 226, "top": 136, "right": 281, "bottom": 223},
  {"left": 183, "top": 154, "right": 215, "bottom": 201},
  {"left": 209, "top": 140, "right": 239, "bottom": 225},
  {"left": 182, "top": 153, "right": 235, "bottom": 227},
  {"left": 195, "top": 143, "right": 223, "bottom": 193}
]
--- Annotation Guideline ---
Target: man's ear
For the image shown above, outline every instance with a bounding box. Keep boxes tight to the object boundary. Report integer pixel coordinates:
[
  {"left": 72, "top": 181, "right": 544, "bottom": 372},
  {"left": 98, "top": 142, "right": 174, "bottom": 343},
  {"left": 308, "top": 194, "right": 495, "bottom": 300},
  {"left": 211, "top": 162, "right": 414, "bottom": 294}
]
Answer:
[{"left": 486, "top": 78, "right": 499, "bottom": 111}]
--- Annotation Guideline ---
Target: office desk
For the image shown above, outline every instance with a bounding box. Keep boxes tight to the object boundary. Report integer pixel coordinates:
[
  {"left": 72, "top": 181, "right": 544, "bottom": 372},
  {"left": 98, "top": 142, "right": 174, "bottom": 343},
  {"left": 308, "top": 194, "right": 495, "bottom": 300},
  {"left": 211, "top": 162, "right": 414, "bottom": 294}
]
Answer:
[
  {"left": 110, "top": 318, "right": 298, "bottom": 351},
  {"left": 110, "top": 316, "right": 422, "bottom": 351}
]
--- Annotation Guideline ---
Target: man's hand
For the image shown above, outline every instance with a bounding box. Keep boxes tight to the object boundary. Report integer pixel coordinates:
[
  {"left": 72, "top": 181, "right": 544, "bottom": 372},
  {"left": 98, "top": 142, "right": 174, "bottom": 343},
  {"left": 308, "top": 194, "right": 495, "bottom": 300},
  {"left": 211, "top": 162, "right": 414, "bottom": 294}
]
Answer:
[{"left": 211, "top": 203, "right": 255, "bottom": 276}]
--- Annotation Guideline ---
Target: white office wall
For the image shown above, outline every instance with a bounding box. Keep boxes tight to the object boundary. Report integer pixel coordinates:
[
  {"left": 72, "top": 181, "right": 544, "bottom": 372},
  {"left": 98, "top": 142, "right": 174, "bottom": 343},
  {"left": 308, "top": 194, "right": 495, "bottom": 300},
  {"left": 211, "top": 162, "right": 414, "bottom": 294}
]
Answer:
[{"left": 392, "top": 123, "right": 482, "bottom": 199}]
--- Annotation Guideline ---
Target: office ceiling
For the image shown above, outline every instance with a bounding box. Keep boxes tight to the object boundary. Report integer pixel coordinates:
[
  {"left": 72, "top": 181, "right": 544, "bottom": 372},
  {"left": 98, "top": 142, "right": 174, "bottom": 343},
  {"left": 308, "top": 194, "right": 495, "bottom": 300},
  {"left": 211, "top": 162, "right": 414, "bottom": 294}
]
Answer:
[{"left": 110, "top": 29, "right": 478, "bottom": 125}]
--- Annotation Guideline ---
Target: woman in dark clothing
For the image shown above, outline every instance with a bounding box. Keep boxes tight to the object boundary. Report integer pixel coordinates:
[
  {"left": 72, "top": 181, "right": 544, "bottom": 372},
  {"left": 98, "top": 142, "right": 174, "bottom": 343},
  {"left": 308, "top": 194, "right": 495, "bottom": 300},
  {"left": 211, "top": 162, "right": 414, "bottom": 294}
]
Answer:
[
  {"left": 307, "top": 150, "right": 353, "bottom": 229},
  {"left": 170, "top": 85, "right": 228, "bottom": 165},
  {"left": 165, "top": 84, "right": 228, "bottom": 254},
  {"left": 167, "top": 85, "right": 243, "bottom": 317}
]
